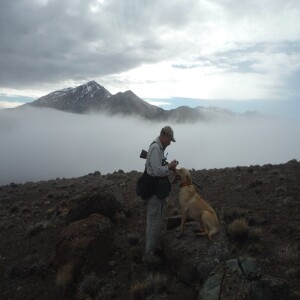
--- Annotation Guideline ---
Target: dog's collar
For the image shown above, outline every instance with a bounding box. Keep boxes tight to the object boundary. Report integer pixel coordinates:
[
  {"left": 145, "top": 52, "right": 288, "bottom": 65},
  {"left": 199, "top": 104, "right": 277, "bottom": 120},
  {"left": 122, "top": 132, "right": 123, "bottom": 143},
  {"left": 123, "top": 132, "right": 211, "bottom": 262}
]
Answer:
[{"left": 180, "top": 181, "right": 192, "bottom": 188}]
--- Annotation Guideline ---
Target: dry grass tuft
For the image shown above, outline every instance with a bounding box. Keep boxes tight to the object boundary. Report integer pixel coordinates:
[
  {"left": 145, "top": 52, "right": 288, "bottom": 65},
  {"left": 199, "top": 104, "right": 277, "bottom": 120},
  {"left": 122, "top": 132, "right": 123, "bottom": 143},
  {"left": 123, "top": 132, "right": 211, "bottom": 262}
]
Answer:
[
  {"left": 130, "top": 282, "right": 146, "bottom": 300},
  {"left": 25, "top": 221, "right": 51, "bottom": 238},
  {"left": 130, "top": 273, "right": 167, "bottom": 300},
  {"left": 282, "top": 196, "right": 297, "bottom": 207},
  {"left": 285, "top": 267, "right": 300, "bottom": 279},
  {"left": 276, "top": 244, "right": 299, "bottom": 263},
  {"left": 56, "top": 262, "right": 75, "bottom": 290},
  {"left": 275, "top": 186, "right": 287, "bottom": 196},
  {"left": 228, "top": 218, "right": 249, "bottom": 241},
  {"left": 145, "top": 272, "right": 168, "bottom": 294}
]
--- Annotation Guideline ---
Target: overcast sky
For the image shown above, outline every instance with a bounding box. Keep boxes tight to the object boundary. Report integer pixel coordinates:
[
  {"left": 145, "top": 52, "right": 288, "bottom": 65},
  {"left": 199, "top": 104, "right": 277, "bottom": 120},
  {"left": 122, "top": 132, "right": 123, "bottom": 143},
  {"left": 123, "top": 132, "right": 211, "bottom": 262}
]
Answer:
[{"left": 0, "top": 0, "right": 300, "bottom": 114}]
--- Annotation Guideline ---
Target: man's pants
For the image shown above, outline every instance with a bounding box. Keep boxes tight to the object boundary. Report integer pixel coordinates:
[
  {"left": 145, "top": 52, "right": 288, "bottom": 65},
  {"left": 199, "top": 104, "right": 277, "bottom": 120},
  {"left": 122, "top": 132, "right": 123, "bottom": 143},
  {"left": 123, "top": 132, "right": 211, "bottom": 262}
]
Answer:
[{"left": 146, "top": 195, "right": 165, "bottom": 255}]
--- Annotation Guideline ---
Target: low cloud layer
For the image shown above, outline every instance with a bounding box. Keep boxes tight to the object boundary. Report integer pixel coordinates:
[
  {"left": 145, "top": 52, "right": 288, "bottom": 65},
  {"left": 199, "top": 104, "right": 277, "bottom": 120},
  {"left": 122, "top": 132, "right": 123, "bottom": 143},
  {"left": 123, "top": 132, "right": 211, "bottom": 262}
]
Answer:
[{"left": 0, "top": 107, "right": 299, "bottom": 186}]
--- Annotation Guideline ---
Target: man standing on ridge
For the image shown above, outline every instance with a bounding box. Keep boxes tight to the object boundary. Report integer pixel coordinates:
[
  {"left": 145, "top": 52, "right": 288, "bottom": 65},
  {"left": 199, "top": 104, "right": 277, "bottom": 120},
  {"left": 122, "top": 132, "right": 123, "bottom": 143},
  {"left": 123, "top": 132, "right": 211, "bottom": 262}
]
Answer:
[{"left": 145, "top": 125, "right": 178, "bottom": 259}]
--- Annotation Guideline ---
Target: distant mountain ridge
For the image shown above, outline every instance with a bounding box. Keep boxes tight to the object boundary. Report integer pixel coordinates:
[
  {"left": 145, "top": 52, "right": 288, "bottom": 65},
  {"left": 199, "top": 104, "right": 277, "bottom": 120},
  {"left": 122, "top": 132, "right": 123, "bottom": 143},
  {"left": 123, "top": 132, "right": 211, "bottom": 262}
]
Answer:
[{"left": 28, "top": 80, "right": 259, "bottom": 122}]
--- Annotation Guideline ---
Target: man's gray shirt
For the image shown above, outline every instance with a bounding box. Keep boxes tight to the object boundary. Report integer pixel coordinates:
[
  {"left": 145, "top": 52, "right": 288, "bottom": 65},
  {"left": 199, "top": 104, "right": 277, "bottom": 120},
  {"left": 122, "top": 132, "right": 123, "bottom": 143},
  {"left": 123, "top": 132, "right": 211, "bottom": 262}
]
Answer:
[{"left": 146, "top": 137, "right": 169, "bottom": 177}]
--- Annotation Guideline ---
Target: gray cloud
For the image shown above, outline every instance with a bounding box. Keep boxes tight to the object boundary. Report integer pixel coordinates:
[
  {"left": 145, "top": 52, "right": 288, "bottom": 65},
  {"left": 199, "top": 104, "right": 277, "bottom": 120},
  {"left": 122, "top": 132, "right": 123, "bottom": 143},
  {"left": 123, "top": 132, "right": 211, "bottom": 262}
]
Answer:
[
  {"left": 0, "top": 107, "right": 299, "bottom": 186},
  {"left": 0, "top": 0, "right": 193, "bottom": 89},
  {"left": 1, "top": 0, "right": 300, "bottom": 104}
]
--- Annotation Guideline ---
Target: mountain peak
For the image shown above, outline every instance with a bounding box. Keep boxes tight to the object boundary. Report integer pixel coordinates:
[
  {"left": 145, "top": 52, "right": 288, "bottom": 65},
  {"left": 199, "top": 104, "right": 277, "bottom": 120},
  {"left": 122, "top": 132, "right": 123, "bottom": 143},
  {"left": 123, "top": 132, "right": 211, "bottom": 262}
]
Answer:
[
  {"left": 85, "top": 80, "right": 103, "bottom": 90},
  {"left": 30, "top": 80, "right": 112, "bottom": 113},
  {"left": 73, "top": 80, "right": 110, "bottom": 98},
  {"left": 87, "top": 80, "right": 97, "bottom": 85}
]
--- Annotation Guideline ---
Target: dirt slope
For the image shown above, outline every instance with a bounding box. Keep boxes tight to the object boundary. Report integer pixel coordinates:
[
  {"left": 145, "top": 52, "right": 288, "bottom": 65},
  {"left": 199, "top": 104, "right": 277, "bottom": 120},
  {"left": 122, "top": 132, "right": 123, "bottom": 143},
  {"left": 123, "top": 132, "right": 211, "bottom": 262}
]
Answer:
[{"left": 0, "top": 160, "right": 299, "bottom": 299}]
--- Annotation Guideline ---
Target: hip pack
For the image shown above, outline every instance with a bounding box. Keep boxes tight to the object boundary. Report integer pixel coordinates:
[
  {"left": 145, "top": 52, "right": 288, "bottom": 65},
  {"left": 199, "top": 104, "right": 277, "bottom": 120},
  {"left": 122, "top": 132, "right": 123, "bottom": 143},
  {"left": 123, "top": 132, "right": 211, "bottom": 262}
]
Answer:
[
  {"left": 136, "top": 168, "right": 157, "bottom": 200},
  {"left": 136, "top": 168, "right": 171, "bottom": 200}
]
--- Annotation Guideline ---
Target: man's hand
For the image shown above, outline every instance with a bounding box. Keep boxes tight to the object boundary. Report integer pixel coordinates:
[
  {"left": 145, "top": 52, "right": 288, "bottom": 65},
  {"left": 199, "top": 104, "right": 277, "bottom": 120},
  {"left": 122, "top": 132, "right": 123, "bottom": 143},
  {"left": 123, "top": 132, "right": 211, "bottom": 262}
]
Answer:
[{"left": 168, "top": 159, "right": 178, "bottom": 172}]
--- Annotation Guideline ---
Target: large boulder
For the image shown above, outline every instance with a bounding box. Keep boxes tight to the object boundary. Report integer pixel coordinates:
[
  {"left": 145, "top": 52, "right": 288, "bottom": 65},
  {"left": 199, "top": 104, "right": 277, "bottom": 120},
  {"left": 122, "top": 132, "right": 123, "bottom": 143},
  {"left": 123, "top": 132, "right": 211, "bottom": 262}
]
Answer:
[
  {"left": 199, "top": 257, "right": 294, "bottom": 300},
  {"left": 55, "top": 213, "right": 114, "bottom": 287},
  {"left": 66, "top": 190, "right": 122, "bottom": 224},
  {"left": 162, "top": 220, "right": 230, "bottom": 284}
]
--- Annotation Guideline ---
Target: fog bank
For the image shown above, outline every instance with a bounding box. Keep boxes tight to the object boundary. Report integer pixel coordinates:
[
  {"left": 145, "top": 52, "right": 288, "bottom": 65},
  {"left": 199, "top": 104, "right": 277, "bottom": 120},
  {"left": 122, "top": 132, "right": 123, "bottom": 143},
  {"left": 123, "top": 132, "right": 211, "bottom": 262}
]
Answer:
[{"left": 0, "top": 107, "right": 299, "bottom": 186}]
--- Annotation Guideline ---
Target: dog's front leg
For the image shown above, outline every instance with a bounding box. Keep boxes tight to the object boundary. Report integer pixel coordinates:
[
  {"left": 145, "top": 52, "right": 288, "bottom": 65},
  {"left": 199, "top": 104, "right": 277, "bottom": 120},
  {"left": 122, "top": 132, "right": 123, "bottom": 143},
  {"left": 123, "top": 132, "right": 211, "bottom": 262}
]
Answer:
[{"left": 176, "top": 208, "right": 189, "bottom": 238}]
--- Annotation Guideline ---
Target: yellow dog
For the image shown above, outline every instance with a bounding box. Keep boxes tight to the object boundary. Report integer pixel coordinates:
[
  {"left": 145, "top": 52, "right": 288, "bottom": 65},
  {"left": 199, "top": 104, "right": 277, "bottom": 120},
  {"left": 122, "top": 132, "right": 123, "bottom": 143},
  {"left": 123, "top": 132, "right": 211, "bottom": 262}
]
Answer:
[{"left": 174, "top": 168, "right": 220, "bottom": 240}]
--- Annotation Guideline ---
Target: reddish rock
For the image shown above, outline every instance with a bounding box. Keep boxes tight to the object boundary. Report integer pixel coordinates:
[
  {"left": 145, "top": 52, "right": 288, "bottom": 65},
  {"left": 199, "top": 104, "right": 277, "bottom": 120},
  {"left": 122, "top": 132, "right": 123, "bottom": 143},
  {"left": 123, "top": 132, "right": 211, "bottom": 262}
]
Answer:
[
  {"left": 66, "top": 190, "right": 122, "bottom": 224},
  {"left": 55, "top": 213, "right": 113, "bottom": 282}
]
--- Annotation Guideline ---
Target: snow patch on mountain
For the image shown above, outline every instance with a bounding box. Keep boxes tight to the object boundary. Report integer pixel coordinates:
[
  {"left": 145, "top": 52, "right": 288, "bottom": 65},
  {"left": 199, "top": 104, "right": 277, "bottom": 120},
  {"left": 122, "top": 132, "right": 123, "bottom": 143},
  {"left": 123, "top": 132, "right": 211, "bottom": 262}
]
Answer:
[{"left": 72, "top": 80, "right": 107, "bottom": 98}]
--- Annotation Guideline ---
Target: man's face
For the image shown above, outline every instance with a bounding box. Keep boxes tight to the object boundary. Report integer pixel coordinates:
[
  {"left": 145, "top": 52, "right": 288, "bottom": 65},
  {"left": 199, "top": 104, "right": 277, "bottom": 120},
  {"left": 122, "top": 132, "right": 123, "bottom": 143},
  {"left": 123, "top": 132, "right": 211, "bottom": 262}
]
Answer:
[{"left": 161, "top": 134, "right": 172, "bottom": 149}]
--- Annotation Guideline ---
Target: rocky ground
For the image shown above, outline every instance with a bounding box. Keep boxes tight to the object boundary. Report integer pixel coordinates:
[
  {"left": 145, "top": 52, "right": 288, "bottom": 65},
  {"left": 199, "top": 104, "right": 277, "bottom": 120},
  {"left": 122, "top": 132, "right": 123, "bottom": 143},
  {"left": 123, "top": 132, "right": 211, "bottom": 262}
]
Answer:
[{"left": 0, "top": 160, "right": 299, "bottom": 299}]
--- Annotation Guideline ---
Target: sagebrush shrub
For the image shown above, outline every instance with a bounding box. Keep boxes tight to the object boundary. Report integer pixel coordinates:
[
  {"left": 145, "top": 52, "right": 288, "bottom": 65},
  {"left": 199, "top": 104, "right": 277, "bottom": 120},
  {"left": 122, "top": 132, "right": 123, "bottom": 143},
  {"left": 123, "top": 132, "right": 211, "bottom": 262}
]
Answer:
[{"left": 228, "top": 218, "right": 249, "bottom": 240}]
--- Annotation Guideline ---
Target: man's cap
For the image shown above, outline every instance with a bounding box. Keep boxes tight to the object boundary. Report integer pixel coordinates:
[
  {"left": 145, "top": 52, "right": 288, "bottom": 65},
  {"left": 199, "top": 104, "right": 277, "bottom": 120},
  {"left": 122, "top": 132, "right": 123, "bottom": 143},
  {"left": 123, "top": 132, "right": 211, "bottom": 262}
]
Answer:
[{"left": 161, "top": 126, "right": 176, "bottom": 142}]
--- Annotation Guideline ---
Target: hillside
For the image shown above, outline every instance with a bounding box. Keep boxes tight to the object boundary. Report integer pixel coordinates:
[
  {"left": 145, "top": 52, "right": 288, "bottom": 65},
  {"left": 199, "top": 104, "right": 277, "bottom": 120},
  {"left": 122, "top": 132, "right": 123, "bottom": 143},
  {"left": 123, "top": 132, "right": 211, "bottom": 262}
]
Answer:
[{"left": 0, "top": 160, "right": 299, "bottom": 299}]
